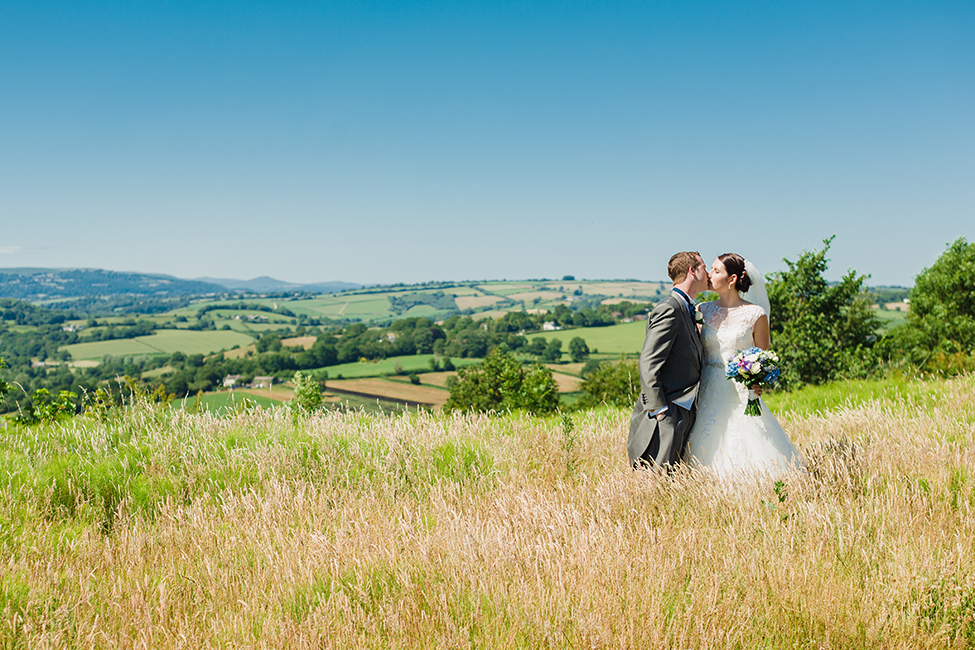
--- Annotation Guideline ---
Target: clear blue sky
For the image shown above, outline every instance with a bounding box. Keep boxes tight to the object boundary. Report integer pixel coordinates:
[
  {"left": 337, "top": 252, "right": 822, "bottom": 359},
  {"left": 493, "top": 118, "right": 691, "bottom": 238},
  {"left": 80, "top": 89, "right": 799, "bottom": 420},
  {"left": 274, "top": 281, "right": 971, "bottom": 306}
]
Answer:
[{"left": 2, "top": 1, "right": 972, "bottom": 286}]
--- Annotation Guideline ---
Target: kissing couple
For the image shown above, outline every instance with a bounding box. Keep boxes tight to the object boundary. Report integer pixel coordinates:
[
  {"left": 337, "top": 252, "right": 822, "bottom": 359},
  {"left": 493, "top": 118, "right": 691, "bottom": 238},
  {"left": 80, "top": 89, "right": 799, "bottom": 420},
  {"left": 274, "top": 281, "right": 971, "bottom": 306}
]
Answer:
[{"left": 627, "top": 251, "right": 803, "bottom": 478}]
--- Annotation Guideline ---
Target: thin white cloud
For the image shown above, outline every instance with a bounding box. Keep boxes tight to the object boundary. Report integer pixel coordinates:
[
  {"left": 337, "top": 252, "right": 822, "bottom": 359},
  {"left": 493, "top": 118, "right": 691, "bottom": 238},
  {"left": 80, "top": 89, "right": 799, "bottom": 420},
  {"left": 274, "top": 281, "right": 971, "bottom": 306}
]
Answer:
[{"left": 0, "top": 246, "right": 20, "bottom": 254}]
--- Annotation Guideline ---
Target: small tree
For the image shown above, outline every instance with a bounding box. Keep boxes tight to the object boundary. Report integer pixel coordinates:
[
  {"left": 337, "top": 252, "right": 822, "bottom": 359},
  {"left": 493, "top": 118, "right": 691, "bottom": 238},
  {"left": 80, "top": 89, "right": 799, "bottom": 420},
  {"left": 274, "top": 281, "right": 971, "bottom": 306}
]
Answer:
[
  {"left": 767, "top": 237, "right": 878, "bottom": 387},
  {"left": 290, "top": 371, "right": 324, "bottom": 414},
  {"left": 574, "top": 360, "right": 639, "bottom": 409},
  {"left": 568, "top": 337, "right": 590, "bottom": 362},
  {"left": 890, "top": 237, "right": 975, "bottom": 372},
  {"left": 15, "top": 388, "right": 78, "bottom": 425},
  {"left": 444, "top": 348, "right": 559, "bottom": 415},
  {"left": 542, "top": 339, "right": 563, "bottom": 363},
  {"left": 527, "top": 338, "right": 547, "bottom": 357}
]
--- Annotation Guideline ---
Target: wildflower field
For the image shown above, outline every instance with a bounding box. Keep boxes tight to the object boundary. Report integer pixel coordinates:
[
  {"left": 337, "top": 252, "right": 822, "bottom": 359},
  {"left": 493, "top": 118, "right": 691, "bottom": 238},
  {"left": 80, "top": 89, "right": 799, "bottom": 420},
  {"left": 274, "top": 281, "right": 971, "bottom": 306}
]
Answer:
[{"left": 2, "top": 375, "right": 975, "bottom": 648}]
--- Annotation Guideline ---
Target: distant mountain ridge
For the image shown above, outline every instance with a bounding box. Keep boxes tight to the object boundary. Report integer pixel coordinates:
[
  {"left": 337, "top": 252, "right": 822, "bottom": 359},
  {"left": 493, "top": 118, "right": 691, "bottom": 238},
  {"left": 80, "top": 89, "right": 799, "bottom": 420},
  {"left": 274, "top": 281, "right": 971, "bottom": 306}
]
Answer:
[
  {"left": 0, "top": 268, "right": 360, "bottom": 300},
  {"left": 195, "top": 276, "right": 361, "bottom": 293}
]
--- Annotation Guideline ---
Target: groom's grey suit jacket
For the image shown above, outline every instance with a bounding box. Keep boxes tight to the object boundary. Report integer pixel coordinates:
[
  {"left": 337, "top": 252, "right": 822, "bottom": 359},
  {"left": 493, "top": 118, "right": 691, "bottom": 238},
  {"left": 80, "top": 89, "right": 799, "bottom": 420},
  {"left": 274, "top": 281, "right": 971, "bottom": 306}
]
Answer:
[{"left": 627, "top": 293, "right": 704, "bottom": 467}]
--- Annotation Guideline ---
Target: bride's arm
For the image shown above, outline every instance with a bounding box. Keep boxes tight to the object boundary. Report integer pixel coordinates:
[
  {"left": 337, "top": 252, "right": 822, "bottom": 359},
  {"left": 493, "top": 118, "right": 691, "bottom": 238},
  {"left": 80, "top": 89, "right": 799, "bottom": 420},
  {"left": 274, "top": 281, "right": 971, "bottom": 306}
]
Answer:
[{"left": 753, "top": 314, "right": 770, "bottom": 350}]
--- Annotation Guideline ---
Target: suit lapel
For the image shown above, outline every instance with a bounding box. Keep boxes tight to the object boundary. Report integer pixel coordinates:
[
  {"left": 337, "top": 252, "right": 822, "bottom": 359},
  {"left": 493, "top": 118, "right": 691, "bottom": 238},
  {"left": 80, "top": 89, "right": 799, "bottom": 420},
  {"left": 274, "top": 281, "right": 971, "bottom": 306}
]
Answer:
[
  {"left": 673, "top": 294, "right": 696, "bottom": 341},
  {"left": 675, "top": 294, "right": 704, "bottom": 365}
]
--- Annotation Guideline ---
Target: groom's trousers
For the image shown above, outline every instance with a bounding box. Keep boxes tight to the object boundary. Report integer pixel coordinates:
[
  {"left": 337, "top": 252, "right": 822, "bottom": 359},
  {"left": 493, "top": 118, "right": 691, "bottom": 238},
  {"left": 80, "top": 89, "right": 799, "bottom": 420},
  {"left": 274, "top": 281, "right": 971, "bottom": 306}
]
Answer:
[{"left": 632, "top": 403, "right": 696, "bottom": 470}]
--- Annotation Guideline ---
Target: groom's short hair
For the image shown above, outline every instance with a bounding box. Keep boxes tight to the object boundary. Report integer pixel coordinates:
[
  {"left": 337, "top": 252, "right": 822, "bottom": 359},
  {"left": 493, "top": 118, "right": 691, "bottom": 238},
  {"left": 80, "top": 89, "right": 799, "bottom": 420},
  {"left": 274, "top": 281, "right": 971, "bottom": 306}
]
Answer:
[{"left": 668, "top": 251, "right": 702, "bottom": 283}]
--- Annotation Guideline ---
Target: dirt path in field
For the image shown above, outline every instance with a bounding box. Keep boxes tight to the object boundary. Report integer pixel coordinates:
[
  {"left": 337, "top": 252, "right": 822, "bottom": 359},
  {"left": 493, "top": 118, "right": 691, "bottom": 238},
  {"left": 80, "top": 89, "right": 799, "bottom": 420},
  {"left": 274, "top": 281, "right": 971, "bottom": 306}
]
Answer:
[{"left": 338, "top": 302, "right": 349, "bottom": 315}]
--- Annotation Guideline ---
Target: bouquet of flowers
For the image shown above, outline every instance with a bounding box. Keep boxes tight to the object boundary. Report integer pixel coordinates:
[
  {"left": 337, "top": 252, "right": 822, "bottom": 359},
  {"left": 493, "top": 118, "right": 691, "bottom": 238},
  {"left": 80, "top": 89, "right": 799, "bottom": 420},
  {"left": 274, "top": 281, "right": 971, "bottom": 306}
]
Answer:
[{"left": 726, "top": 347, "right": 781, "bottom": 416}]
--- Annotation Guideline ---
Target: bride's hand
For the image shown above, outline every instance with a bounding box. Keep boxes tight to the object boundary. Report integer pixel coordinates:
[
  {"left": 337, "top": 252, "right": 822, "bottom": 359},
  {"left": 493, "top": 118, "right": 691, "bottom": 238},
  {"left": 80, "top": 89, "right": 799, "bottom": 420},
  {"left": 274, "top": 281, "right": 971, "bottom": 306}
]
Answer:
[{"left": 749, "top": 384, "right": 763, "bottom": 396}]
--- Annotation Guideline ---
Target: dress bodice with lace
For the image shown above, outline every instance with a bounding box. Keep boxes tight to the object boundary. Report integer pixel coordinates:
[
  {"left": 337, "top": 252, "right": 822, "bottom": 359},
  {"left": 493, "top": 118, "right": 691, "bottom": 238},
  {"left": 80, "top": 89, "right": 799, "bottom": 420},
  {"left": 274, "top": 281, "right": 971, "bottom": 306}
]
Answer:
[
  {"left": 685, "top": 301, "right": 803, "bottom": 477},
  {"left": 700, "top": 302, "right": 766, "bottom": 371}
]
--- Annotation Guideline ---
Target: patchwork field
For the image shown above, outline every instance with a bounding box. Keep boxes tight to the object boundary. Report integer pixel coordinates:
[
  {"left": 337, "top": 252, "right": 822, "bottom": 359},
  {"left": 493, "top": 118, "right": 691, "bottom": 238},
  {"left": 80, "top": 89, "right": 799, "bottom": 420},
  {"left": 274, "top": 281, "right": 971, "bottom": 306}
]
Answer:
[
  {"left": 162, "top": 280, "right": 670, "bottom": 325},
  {"left": 506, "top": 291, "right": 565, "bottom": 303},
  {"left": 454, "top": 295, "right": 505, "bottom": 310},
  {"left": 407, "top": 371, "right": 457, "bottom": 388},
  {"left": 543, "top": 280, "right": 666, "bottom": 298},
  {"left": 545, "top": 362, "right": 586, "bottom": 376},
  {"left": 549, "top": 372, "right": 582, "bottom": 392},
  {"left": 172, "top": 390, "right": 283, "bottom": 412},
  {"left": 280, "top": 336, "right": 317, "bottom": 349},
  {"left": 528, "top": 320, "right": 648, "bottom": 356},
  {"left": 310, "top": 354, "right": 479, "bottom": 379},
  {"left": 61, "top": 330, "right": 255, "bottom": 361},
  {"left": 326, "top": 378, "right": 449, "bottom": 407}
]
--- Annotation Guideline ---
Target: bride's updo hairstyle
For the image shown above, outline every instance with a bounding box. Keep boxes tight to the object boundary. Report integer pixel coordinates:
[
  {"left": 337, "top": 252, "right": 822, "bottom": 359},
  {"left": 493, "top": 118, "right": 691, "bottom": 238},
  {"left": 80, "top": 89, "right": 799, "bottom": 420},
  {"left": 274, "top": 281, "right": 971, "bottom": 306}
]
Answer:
[{"left": 717, "top": 253, "right": 752, "bottom": 293}]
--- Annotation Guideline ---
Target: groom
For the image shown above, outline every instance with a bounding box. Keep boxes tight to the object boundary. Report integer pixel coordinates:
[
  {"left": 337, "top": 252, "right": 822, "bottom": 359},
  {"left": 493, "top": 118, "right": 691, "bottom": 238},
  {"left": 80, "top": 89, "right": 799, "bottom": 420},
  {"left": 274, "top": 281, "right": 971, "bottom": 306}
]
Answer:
[{"left": 627, "top": 251, "right": 709, "bottom": 469}]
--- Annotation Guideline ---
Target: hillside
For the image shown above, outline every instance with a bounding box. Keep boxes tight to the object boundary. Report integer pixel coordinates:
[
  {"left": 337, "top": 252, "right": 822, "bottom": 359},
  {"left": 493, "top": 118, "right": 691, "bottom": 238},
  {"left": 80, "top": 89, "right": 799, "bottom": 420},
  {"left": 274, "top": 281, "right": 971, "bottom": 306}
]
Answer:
[
  {"left": 0, "top": 268, "right": 227, "bottom": 300},
  {"left": 0, "top": 268, "right": 362, "bottom": 302}
]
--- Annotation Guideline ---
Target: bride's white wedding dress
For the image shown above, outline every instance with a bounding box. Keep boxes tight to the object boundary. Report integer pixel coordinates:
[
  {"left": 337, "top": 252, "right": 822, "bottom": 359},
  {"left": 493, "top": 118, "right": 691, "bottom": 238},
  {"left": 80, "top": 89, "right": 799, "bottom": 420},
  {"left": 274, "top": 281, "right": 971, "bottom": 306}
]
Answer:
[{"left": 686, "top": 301, "right": 803, "bottom": 477}]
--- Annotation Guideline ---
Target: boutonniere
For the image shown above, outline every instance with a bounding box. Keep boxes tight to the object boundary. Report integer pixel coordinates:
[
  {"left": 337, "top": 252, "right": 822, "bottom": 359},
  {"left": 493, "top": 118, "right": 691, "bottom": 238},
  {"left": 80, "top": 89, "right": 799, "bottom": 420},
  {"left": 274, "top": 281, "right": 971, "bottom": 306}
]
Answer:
[{"left": 694, "top": 311, "right": 704, "bottom": 326}]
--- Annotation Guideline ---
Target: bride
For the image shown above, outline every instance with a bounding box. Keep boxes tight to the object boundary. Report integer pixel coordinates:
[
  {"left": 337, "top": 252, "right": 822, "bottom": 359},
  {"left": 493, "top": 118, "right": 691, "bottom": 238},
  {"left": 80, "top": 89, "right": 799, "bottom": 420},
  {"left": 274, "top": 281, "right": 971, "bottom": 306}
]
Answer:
[{"left": 685, "top": 253, "right": 804, "bottom": 477}]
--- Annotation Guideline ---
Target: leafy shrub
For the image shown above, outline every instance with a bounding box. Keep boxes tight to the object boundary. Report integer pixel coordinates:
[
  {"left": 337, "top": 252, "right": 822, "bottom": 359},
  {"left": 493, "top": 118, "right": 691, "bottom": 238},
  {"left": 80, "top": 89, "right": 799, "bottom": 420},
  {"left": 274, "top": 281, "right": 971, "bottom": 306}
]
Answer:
[
  {"left": 889, "top": 237, "right": 975, "bottom": 373},
  {"left": 13, "top": 389, "right": 78, "bottom": 425},
  {"left": 568, "top": 337, "right": 590, "bottom": 362},
  {"left": 580, "top": 358, "right": 602, "bottom": 378},
  {"left": 444, "top": 348, "right": 559, "bottom": 415},
  {"left": 290, "top": 371, "right": 324, "bottom": 414},
  {"left": 767, "top": 237, "right": 879, "bottom": 387},
  {"left": 574, "top": 361, "right": 639, "bottom": 409}
]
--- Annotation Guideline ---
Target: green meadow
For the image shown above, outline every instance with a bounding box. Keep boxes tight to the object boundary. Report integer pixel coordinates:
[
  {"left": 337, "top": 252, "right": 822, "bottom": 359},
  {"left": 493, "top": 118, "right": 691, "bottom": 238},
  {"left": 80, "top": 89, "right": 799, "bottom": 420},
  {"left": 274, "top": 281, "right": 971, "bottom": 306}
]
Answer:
[
  {"left": 62, "top": 330, "right": 254, "bottom": 361},
  {"left": 528, "top": 320, "right": 648, "bottom": 356},
  {"left": 172, "top": 390, "right": 283, "bottom": 412}
]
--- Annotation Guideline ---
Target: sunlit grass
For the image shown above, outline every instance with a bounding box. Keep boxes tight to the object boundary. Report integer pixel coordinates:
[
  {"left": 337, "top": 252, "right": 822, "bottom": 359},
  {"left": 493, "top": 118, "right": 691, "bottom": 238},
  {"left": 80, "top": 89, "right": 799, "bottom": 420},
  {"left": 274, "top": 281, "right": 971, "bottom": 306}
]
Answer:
[{"left": 2, "top": 374, "right": 974, "bottom": 648}]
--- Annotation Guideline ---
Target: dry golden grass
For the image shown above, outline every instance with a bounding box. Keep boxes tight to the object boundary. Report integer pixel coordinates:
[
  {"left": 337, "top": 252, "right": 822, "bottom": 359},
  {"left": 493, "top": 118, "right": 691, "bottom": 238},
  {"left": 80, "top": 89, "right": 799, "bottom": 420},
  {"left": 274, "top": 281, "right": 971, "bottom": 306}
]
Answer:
[{"left": 3, "top": 375, "right": 975, "bottom": 648}]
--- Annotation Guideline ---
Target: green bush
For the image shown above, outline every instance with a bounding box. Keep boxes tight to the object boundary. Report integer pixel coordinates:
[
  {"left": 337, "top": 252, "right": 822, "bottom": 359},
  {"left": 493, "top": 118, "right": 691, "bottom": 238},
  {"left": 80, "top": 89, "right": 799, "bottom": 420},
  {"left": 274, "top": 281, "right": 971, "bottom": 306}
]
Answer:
[
  {"left": 290, "top": 371, "right": 324, "bottom": 414},
  {"left": 444, "top": 348, "right": 559, "bottom": 415},
  {"left": 888, "top": 237, "right": 975, "bottom": 373},
  {"left": 767, "top": 237, "right": 879, "bottom": 387},
  {"left": 574, "top": 360, "right": 639, "bottom": 409},
  {"left": 568, "top": 337, "right": 590, "bottom": 362}
]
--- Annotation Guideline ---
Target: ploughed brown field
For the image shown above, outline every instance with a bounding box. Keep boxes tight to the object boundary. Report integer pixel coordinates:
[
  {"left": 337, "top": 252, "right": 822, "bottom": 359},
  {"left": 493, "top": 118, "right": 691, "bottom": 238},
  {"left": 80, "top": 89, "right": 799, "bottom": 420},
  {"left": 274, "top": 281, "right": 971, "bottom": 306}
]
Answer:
[
  {"left": 280, "top": 336, "right": 317, "bottom": 349},
  {"left": 326, "top": 377, "right": 450, "bottom": 407}
]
